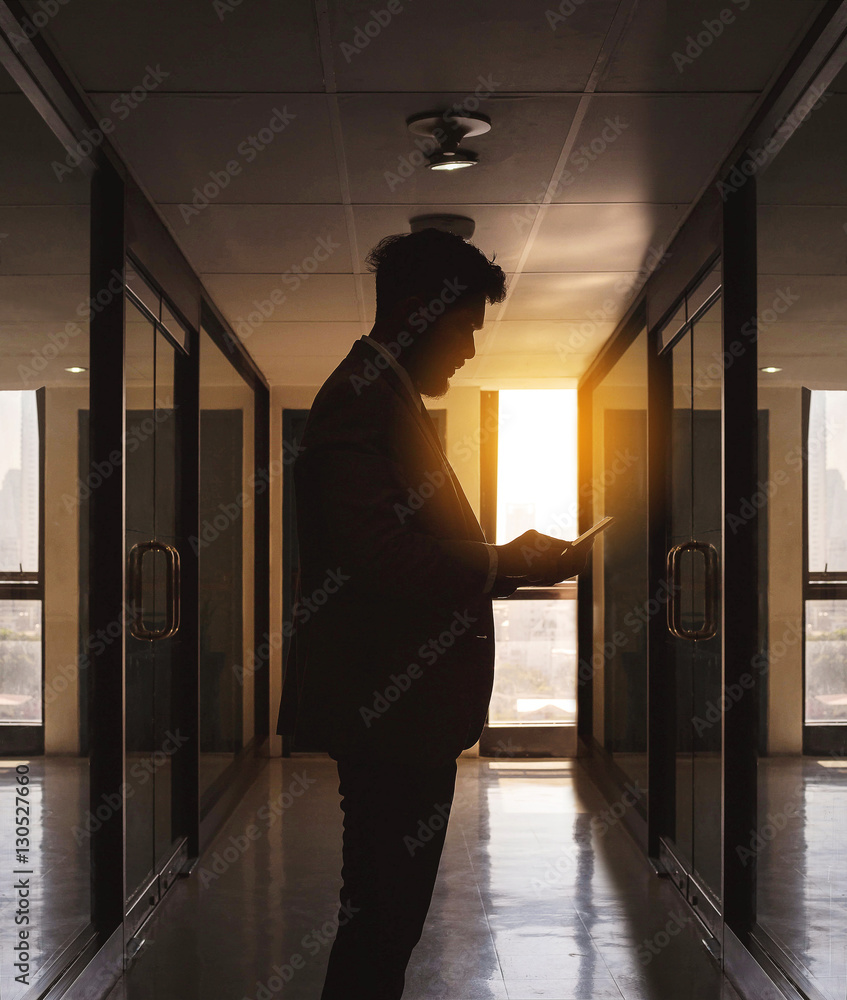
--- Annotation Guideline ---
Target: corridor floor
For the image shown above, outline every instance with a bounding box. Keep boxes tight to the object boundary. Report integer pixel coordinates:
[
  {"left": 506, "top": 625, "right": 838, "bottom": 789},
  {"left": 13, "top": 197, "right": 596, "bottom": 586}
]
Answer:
[{"left": 105, "top": 755, "right": 743, "bottom": 1000}]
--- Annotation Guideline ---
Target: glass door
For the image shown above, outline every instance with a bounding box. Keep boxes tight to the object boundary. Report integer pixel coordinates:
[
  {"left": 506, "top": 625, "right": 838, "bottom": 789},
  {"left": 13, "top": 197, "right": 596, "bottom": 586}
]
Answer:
[
  {"left": 123, "top": 285, "right": 188, "bottom": 949},
  {"left": 663, "top": 292, "right": 724, "bottom": 941}
]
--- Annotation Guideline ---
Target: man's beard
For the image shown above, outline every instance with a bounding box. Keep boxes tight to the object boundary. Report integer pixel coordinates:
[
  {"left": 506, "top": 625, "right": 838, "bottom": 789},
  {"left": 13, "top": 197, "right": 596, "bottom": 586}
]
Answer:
[
  {"left": 404, "top": 343, "right": 451, "bottom": 398},
  {"left": 415, "top": 369, "right": 450, "bottom": 399}
]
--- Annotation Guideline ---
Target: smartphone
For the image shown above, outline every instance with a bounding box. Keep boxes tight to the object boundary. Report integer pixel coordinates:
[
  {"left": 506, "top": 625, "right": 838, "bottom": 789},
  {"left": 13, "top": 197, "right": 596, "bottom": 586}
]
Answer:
[{"left": 570, "top": 515, "right": 615, "bottom": 547}]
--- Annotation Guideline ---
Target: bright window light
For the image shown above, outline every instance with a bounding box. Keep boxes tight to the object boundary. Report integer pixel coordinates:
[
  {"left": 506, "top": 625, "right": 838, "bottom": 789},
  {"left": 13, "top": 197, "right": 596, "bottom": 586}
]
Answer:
[{"left": 495, "top": 389, "right": 578, "bottom": 545}]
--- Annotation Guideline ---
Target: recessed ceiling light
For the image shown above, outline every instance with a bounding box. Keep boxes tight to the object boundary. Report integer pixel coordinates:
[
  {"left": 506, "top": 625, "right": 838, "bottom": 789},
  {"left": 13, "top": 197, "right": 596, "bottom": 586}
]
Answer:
[
  {"left": 760, "top": 366, "right": 782, "bottom": 373},
  {"left": 427, "top": 150, "right": 478, "bottom": 171},
  {"left": 65, "top": 366, "right": 87, "bottom": 373}
]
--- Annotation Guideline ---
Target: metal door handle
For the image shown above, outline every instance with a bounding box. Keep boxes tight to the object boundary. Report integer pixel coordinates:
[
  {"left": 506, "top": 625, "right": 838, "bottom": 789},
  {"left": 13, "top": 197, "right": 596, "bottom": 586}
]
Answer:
[
  {"left": 667, "top": 540, "right": 718, "bottom": 641},
  {"left": 128, "top": 540, "right": 180, "bottom": 640}
]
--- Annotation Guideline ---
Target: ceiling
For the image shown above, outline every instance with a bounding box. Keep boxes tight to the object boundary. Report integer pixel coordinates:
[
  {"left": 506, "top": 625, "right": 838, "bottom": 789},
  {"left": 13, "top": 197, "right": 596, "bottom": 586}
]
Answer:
[{"left": 8, "top": 0, "right": 834, "bottom": 388}]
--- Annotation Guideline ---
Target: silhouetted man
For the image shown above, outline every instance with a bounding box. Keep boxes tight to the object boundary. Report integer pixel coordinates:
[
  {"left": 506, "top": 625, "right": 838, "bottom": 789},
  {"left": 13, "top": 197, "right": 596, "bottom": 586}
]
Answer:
[{"left": 276, "top": 228, "right": 591, "bottom": 999}]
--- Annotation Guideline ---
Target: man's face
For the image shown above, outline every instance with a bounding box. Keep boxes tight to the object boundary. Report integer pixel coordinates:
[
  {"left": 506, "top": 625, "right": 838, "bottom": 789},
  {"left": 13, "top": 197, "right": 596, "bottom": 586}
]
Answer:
[{"left": 403, "top": 293, "right": 486, "bottom": 398}]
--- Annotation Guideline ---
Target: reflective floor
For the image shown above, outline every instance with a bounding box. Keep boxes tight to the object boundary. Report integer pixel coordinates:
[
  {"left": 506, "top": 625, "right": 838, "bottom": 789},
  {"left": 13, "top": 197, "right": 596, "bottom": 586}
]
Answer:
[
  {"left": 104, "top": 755, "right": 743, "bottom": 1000},
  {"left": 757, "top": 756, "right": 847, "bottom": 1000}
]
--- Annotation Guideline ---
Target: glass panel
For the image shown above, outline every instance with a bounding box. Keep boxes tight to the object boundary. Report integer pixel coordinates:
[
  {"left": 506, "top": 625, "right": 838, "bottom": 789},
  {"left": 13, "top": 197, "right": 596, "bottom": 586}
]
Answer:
[
  {"left": 198, "top": 325, "right": 256, "bottom": 805},
  {"left": 124, "top": 297, "right": 184, "bottom": 904},
  {"left": 0, "top": 392, "right": 39, "bottom": 573},
  {"left": 690, "top": 297, "right": 723, "bottom": 902},
  {"left": 805, "top": 600, "right": 847, "bottom": 723},
  {"left": 489, "top": 599, "right": 577, "bottom": 725},
  {"left": 590, "top": 328, "right": 648, "bottom": 797},
  {"left": 807, "top": 391, "right": 847, "bottom": 574},
  {"left": 0, "top": 59, "right": 93, "bottom": 995},
  {"left": 0, "top": 600, "right": 41, "bottom": 722},
  {"left": 756, "top": 59, "right": 847, "bottom": 1000}
]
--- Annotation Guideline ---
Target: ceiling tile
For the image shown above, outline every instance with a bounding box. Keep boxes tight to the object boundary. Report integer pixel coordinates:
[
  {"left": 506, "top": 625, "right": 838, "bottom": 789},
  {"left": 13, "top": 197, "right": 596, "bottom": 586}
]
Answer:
[
  {"left": 599, "top": 0, "right": 826, "bottom": 92},
  {"left": 502, "top": 272, "right": 639, "bottom": 323},
  {"left": 158, "top": 205, "right": 352, "bottom": 274},
  {"left": 231, "top": 322, "right": 363, "bottom": 357},
  {"left": 524, "top": 203, "right": 685, "bottom": 272},
  {"left": 29, "top": 0, "right": 324, "bottom": 91},
  {"left": 328, "top": 0, "right": 618, "bottom": 92},
  {"left": 757, "top": 95, "right": 847, "bottom": 205},
  {"left": 201, "top": 273, "right": 361, "bottom": 329},
  {"left": 89, "top": 94, "right": 340, "bottom": 204},
  {"left": 550, "top": 94, "right": 757, "bottom": 204},
  {"left": 0, "top": 207, "right": 89, "bottom": 275}
]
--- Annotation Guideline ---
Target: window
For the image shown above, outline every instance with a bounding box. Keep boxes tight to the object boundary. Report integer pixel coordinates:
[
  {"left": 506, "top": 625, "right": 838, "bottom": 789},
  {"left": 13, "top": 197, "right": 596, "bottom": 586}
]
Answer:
[
  {"left": 486, "top": 390, "right": 578, "bottom": 728},
  {"left": 0, "top": 390, "right": 42, "bottom": 724},
  {"left": 805, "top": 389, "right": 847, "bottom": 724}
]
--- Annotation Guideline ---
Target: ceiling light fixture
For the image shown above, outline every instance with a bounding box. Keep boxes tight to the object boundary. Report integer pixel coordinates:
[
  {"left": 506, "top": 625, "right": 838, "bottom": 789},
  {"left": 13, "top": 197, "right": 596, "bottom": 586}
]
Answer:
[
  {"left": 406, "top": 111, "right": 490, "bottom": 172},
  {"left": 64, "top": 366, "right": 87, "bottom": 373},
  {"left": 760, "top": 366, "right": 782, "bottom": 373}
]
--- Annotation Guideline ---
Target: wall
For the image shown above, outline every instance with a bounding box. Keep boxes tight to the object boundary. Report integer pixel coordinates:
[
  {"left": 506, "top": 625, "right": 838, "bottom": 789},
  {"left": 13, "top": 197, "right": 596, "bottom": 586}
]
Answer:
[
  {"left": 44, "top": 387, "right": 87, "bottom": 754},
  {"left": 759, "top": 385, "right": 804, "bottom": 754}
]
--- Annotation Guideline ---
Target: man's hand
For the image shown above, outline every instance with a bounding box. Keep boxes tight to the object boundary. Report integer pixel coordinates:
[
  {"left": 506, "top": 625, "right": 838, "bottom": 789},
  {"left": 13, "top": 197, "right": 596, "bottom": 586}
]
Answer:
[{"left": 495, "top": 529, "right": 593, "bottom": 586}]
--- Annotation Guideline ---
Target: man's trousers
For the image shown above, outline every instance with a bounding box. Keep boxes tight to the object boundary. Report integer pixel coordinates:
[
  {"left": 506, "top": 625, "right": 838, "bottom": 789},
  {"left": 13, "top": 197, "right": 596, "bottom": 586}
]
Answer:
[{"left": 319, "top": 753, "right": 459, "bottom": 1000}]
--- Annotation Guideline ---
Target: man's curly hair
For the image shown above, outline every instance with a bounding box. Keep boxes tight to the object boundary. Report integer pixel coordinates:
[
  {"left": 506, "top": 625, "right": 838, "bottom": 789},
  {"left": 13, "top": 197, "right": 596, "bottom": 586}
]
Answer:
[{"left": 365, "top": 228, "right": 507, "bottom": 321}]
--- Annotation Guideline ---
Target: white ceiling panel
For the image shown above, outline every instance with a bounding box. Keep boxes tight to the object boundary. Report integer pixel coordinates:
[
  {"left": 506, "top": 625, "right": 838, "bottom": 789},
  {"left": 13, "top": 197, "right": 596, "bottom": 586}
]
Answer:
[
  {"left": 158, "top": 204, "right": 352, "bottom": 275},
  {"left": 483, "top": 320, "right": 616, "bottom": 359},
  {"left": 0, "top": 275, "right": 88, "bottom": 324},
  {"left": 757, "top": 95, "right": 847, "bottom": 205},
  {"left": 0, "top": 207, "right": 89, "bottom": 275},
  {"left": 253, "top": 354, "right": 347, "bottom": 386},
  {"left": 201, "top": 273, "right": 361, "bottom": 326},
  {"left": 231, "top": 322, "right": 363, "bottom": 357},
  {"left": 551, "top": 94, "right": 758, "bottom": 204},
  {"left": 329, "top": 0, "right": 619, "bottom": 93},
  {"left": 502, "top": 272, "right": 639, "bottom": 322},
  {"left": 28, "top": 0, "right": 325, "bottom": 92},
  {"left": 524, "top": 202, "right": 685, "bottom": 272},
  {"left": 599, "top": 0, "right": 825, "bottom": 92},
  {"left": 89, "top": 94, "right": 340, "bottom": 205},
  {"left": 339, "top": 94, "right": 581, "bottom": 205},
  {"left": 758, "top": 207, "right": 847, "bottom": 275},
  {"left": 0, "top": 96, "right": 89, "bottom": 205}
]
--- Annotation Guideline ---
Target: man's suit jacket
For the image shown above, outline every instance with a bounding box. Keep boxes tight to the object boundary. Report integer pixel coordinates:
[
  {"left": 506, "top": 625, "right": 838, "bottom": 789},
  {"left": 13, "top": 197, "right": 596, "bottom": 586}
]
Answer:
[{"left": 275, "top": 337, "right": 500, "bottom": 763}]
